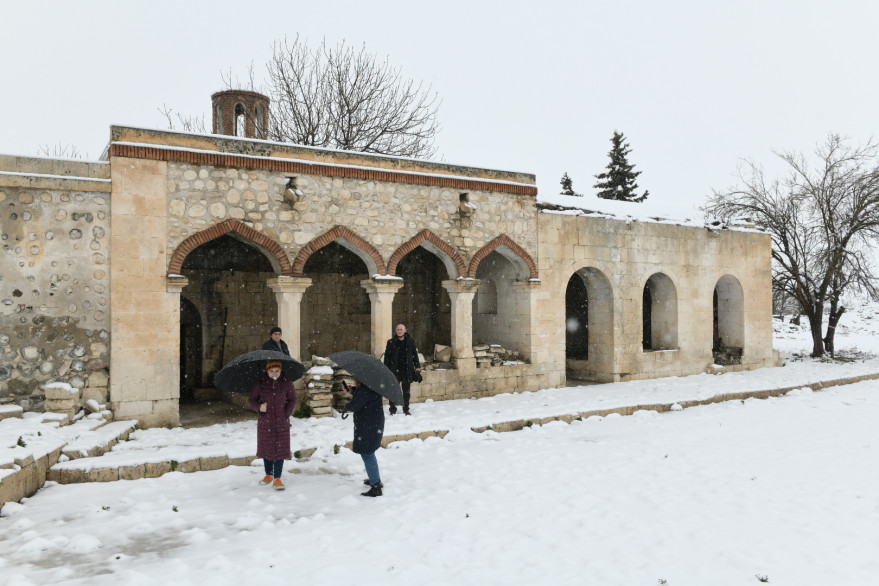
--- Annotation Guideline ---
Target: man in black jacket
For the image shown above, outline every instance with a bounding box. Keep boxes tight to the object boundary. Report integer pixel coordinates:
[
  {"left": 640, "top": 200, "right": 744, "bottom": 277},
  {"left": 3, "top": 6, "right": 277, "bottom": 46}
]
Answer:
[
  {"left": 383, "top": 323, "right": 421, "bottom": 415},
  {"left": 262, "top": 326, "right": 290, "bottom": 356}
]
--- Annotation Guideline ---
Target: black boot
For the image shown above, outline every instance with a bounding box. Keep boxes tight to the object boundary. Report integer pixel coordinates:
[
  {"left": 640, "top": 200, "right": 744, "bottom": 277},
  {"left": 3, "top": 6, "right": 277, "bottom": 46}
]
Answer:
[
  {"left": 388, "top": 405, "right": 397, "bottom": 415},
  {"left": 361, "top": 482, "right": 383, "bottom": 497}
]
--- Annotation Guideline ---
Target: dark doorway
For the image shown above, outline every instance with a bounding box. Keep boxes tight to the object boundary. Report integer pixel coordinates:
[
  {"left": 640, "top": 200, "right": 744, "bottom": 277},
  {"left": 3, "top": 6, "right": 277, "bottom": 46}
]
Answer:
[
  {"left": 565, "top": 274, "right": 589, "bottom": 359},
  {"left": 180, "top": 297, "right": 202, "bottom": 403},
  {"left": 181, "top": 234, "right": 278, "bottom": 388}
]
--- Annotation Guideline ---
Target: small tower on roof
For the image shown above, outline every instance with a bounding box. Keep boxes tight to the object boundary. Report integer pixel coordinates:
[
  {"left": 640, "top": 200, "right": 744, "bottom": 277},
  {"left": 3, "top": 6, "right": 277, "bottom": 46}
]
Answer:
[{"left": 211, "top": 90, "right": 270, "bottom": 139}]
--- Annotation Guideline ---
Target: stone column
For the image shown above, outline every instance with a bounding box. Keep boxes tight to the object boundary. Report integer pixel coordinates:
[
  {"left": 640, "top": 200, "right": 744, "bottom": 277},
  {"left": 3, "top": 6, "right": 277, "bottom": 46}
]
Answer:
[
  {"left": 512, "top": 280, "right": 541, "bottom": 362},
  {"left": 441, "top": 279, "right": 481, "bottom": 371},
  {"left": 267, "top": 276, "right": 312, "bottom": 360},
  {"left": 360, "top": 278, "right": 404, "bottom": 357}
]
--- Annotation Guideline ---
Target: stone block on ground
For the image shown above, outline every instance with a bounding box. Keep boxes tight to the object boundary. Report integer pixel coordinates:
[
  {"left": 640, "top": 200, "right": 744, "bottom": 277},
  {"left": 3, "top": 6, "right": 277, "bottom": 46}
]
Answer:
[{"left": 434, "top": 344, "right": 452, "bottom": 362}]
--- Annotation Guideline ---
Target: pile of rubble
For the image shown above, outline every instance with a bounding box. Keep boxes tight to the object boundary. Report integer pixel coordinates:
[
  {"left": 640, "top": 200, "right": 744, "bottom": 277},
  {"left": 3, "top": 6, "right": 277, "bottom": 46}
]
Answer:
[
  {"left": 301, "top": 357, "right": 335, "bottom": 418},
  {"left": 474, "top": 344, "right": 522, "bottom": 368}
]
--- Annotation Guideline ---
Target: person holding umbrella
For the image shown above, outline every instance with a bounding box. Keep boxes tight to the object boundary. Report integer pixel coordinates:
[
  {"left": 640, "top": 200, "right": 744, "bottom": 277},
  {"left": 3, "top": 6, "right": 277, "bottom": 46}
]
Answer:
[
  {"left": 248, "top": 360, "right": 297, "bottom": 490},
  {"left": 329, "top": 350, "right": 403, "bottom": 498},
  {"left": 341, "top": 379, "right": 385, "bottom": 497}
]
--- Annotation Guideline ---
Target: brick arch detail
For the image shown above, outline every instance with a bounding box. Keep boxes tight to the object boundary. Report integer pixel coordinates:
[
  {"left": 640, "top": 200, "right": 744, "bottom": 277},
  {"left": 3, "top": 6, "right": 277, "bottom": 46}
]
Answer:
[
  {"left": 291, "top": 225, "right": 387, "bottom": 277},
  {"left": 167, "top": 218, "right": 293, "bottom": 276},
  {"left": 387, "top": 229, "right": 467, "bottom": 278},
  {"left": 468, "top": 234, "right": 539, "bottom": 280}
]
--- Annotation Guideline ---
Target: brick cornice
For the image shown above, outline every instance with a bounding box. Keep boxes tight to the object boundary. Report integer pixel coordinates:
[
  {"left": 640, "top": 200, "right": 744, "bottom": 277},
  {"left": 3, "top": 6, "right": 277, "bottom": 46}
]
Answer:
[
  {"left": 168, "top": 219, "right": 293, "bottom": 276},
  {"left": 291, "top": 226, "right": 387, "bottom": 277},
  {"left": 108, "top": 142, "right": 538, "bottom": 196},
  {"left": 387, "top": 229, "right": 467, "bottom": 278},
  {"left": 468, "top": 234, "right": 539, "bottom": 280}
]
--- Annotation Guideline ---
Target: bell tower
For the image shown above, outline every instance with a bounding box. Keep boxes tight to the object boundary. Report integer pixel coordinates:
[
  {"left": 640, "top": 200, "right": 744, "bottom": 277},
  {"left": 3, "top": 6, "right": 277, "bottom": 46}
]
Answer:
[{"left": 211, "top": 90, "right": 270, "bottom": 139}]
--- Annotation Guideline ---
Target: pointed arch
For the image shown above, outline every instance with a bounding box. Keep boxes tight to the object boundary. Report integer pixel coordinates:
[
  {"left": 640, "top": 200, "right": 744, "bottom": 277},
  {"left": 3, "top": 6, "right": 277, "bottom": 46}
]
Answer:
[
  {"left": 291, "top": 225, "right": 386, "bottom": 277},
  {"left": 387, "top": 229, "right": 467, "bottom": 278},
  {"left": 468, "top": 235, "right": 538, "bottom": 280},
  {"left": 168, "top": 219, "right": 293, "bottom": 276}
]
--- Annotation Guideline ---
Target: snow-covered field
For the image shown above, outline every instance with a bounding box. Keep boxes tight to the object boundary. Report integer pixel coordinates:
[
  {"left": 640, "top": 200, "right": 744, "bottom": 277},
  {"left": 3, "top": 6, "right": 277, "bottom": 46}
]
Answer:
[{"left": 2, "top": 304, "right": 878, "bottom": 585}]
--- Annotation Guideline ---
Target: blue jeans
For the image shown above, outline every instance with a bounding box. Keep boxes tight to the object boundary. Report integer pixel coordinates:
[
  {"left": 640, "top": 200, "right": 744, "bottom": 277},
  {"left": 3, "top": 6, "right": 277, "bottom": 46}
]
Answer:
[
  {"left": 361, "top": 452, "right": 381, "bottom": 485},
  {"left": 263, "top": 459, "right": 284, "bottom": 478}
]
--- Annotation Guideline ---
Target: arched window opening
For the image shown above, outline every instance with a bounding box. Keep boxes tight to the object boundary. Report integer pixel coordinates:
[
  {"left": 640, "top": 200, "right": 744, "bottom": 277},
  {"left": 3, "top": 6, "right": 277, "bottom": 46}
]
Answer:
[
  {"left": 713, "top": 275, "right": 745, "bottom": 364},
  {"left": 392, "top": 246, "right": 452, "bottom": 354},
  {"left": 472, "top": 251, "right": 524, "bottom": 359},
  {"left": 642, "top": 273, "right": 678, "bottom": 351},
  {"left": 234, "top": 103, "right": 246, "bottom": 137},
  {"left": 301, "top": 242, "right": 372, "bottom": 357}
]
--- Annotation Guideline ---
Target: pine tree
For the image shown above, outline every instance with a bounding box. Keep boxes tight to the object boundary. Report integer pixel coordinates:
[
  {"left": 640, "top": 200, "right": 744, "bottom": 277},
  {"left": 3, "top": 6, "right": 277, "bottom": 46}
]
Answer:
[
  {"left": 560, "top": 172, "right": 578, "bottom": 196},
  {"left": 593, "top": 131, "right": 649, "bottom": 202}
]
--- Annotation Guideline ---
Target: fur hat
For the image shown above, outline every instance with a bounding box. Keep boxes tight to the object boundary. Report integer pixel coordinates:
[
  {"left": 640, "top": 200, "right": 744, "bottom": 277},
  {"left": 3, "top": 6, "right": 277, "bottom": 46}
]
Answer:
[
  {"left": 270, "top": 326, "right": 282, "bottom": 335},
  {"left": 265, "top": 360, "right": 282, "bottom": 371}
]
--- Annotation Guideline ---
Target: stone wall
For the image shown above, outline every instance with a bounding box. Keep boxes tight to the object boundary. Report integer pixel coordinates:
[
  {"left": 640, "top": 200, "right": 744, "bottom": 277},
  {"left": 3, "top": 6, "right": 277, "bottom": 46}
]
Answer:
[
  {"left": 0, "top": 157, "right": 112, "bottom": 412},
  {"left": 164, "top": 160, "right": 538, "bottom": 276},
  {"left": 537, "top": 211, "right": 777, "bottom": 382}
]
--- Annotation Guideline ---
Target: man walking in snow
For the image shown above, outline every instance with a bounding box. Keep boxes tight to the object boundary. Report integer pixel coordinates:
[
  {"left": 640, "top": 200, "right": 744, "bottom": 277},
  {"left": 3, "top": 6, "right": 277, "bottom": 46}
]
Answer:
[{"left": 383, "top": 323, "right": 421, "bottom": 415}]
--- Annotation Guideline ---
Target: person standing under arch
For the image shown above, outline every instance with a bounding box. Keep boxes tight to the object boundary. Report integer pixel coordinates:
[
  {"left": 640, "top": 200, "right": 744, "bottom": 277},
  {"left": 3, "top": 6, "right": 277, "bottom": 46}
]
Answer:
[
  {"left": 383, "top": 324, "right": 421, "bottom": 415},
  {"left": 262, "top": 326, "right": 290, "bottom": 356}
]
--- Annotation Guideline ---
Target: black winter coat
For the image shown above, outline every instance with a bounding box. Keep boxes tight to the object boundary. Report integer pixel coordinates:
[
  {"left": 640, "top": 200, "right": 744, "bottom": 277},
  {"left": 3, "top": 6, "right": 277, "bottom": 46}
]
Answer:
[
  {"left": 345, "top": 384, "right": 385, "bottom": 454},
  {"left": 383, "top": 333, "right": 420, "bottom": 383},
  {"left": 262, "top": 338, "right": 290, "bottom": 356}
]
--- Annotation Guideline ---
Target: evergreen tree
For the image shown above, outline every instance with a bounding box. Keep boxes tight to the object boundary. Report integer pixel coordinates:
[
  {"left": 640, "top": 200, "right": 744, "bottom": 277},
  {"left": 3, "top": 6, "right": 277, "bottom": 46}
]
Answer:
[
  {"left": 560, "top": 172, "right": 578, "bottom": 196},
  {"left": 593, "top": 131, "right": 649, "bottom": 202}
]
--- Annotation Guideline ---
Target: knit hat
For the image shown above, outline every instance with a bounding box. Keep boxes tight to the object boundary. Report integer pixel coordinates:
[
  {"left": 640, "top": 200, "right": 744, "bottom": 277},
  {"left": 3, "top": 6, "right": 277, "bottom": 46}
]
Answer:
[
  {"left": 270, "top": 326, "right": 282, "bottom": 335},
  {"left": 266, "top": 360, "right": 282, "bottom": 371}
]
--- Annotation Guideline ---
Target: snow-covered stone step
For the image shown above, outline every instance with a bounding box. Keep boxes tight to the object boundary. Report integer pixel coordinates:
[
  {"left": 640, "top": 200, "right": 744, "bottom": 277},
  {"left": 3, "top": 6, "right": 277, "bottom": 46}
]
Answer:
[
  {"left": 61, "top": 420, "right": 139, "bottom": 460},
  {"left": 0, "top": 405, "right": 24, "bottom": 422},
  {"left": 47, "top": 453, "right": 256, "bottom": 484}
]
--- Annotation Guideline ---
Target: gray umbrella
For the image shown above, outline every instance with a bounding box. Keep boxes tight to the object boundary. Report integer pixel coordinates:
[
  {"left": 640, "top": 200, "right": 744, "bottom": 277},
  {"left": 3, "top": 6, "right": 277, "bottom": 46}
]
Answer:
[
  {"left": 214, "top": 350, "right": 305, "bottom": 393},
  {"left": 328, "top": 350, "right": 403, "bottom": 405}
]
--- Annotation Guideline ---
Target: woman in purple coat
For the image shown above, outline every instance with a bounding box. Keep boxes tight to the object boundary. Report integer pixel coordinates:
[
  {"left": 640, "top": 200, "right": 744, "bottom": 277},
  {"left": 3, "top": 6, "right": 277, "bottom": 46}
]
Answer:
[{"left": 248, "top": 360, "right": 297, "bottom": 490}]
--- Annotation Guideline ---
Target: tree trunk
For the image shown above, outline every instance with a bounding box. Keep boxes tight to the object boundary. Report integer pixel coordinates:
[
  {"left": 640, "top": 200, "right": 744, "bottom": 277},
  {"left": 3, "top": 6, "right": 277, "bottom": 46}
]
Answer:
[
  {"left": 807, "top": 311, "right": 825, "bottom": 357},
  {"left": 824, "top": 305, "right": 846, "bottom": 358}
]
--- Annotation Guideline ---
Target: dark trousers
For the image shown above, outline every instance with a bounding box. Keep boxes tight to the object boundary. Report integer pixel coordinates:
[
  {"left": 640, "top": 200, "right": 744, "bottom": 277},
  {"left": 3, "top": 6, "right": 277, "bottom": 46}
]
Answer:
[
  {"left": 263, "top": 459, "right": 284, "bottom": 478},
  {"left": 388, "top": 373, "right": 411, "bottom": 412}
]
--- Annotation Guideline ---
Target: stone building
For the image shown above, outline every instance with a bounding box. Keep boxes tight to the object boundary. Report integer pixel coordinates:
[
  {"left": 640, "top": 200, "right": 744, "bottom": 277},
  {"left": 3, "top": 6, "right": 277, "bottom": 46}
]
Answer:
[{"left": 0, "top": 92, "right": 780, "bottom": 427}]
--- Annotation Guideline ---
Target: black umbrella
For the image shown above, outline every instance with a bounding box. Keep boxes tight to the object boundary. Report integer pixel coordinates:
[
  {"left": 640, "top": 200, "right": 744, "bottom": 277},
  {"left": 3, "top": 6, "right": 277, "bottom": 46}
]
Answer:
[
  {"left": 214, "top": 350, "right": 305, "bottom": 393},
  {"left": 328, "top": 350, "right": 403, "bottom": 405}
]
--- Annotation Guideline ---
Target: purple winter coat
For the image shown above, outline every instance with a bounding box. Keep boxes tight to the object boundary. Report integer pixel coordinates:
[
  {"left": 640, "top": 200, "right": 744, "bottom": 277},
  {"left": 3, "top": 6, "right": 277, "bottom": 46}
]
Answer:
[{"left": 248, "top": 376, "right": 297, "bottom": 460}]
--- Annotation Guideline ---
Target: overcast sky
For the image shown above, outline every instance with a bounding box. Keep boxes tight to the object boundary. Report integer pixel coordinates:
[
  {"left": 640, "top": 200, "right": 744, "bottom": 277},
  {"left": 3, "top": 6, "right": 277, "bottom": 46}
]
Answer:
[{"left": 2, "top": 0, "right": 878, "bottom": 219}]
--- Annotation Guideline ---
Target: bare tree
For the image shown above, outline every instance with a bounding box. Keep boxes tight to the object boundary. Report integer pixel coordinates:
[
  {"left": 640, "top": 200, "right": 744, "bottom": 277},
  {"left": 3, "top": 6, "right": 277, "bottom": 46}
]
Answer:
[
  {"left": 704, "top": 134, "right": 879, "bottom": 357},
  {"left": 266, "top": 36, "right": 441, "bottom": 158},
  {"left": 36, "top": 142, "right": 84, "bottom": 159},
  {"left": 158, "top": 103, "right": 208, "bottom": 134}
]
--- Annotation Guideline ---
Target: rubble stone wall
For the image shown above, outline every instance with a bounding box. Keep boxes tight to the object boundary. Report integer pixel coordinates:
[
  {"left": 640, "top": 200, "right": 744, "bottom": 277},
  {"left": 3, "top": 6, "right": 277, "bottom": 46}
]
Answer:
[{"left": 0, "top": 158, "right": 112, "bottom": 412}]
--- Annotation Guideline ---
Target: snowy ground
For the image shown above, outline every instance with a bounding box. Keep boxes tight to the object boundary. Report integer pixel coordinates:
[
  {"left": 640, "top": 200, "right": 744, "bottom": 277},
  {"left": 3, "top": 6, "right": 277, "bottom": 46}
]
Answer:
[{"left": 1, "top": 304, "right": 878, "bottom": 585}]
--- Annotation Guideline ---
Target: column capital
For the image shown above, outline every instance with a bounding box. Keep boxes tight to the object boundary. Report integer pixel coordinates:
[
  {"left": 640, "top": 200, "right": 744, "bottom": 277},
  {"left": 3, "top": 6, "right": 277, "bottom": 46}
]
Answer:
[
  {"left": 441, "top": 278, "right": 482, "bottom": 294},
  {"left": 267, "top": 276, "right": 312, "bottom": 294},
  {"left": 166, "top": 275, "right": 189, "bottom": 293},
  {"left": 360, "top": 277, "right": 404, "bottom": 295}
]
